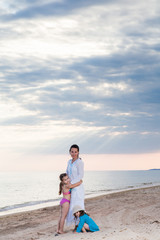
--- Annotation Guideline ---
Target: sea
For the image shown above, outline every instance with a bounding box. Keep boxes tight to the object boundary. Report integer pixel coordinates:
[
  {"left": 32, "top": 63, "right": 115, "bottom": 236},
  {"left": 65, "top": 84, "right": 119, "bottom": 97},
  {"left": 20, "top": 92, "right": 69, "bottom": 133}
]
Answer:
[{"left": 0, "top": 170, "right": 160, "bottom": 216}]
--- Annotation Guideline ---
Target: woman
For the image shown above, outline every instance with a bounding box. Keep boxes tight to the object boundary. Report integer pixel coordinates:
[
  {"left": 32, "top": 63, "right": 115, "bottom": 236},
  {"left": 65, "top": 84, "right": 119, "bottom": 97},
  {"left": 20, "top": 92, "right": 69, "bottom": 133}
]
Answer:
[{"left": 66, "top": 144, "right": 84, "bottom": 226}]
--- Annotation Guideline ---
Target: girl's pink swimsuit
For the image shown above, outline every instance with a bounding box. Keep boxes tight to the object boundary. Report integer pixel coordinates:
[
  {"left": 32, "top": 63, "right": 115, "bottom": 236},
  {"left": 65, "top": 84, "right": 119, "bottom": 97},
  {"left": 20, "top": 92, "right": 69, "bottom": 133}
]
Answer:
[{"left": 60, "top": 189, "right": 71, "bottom": 206}]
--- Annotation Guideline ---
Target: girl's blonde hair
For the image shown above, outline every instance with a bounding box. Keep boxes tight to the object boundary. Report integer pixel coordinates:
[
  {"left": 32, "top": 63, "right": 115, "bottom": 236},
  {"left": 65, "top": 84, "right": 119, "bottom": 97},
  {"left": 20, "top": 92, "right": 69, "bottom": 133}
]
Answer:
[{"left": 59, "top": 173, "right": 67, "bottom": 195}]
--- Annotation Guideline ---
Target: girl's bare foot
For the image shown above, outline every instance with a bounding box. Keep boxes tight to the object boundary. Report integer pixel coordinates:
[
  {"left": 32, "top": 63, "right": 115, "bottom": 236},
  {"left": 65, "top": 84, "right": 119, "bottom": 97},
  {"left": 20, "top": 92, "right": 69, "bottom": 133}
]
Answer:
[
  {"left": 58, "top": 231, "right": 65, "bottom": 234},
  {"left": 55, "top": 231, "right": 65, "bottom": 236}
]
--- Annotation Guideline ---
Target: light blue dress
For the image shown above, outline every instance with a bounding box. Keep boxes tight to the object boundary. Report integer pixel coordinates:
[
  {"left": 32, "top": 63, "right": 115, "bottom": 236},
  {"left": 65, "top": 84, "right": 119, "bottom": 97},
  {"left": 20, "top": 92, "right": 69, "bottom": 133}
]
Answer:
[
  {"left": 66, "top": 158, "right": 84, "bottom": 226},
  {"left": 76, "top": 213, "right": 99, "bottom": 233}
]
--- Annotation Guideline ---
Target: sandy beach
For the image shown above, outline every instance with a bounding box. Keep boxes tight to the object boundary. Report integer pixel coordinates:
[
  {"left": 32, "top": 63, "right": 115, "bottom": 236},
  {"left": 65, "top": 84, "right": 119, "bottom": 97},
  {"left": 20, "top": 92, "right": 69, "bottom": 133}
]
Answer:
[{"left": 0, "top": 185, "right": 160, "bottom": 240}]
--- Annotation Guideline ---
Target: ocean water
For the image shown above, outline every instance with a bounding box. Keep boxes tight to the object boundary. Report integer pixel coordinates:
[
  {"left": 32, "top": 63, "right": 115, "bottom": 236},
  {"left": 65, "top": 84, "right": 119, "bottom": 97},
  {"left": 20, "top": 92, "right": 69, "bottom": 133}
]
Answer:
[{"left": 0, "top": 170, "right": 160, "bottom": 216}]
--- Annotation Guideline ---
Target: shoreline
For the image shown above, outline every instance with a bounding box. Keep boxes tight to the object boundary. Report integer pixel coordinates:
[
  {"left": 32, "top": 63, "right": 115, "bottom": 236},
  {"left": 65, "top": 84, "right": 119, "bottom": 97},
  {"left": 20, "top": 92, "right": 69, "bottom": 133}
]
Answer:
[
  {"left": 1, "top": 185, "right": 160, "bottom": 240},
  {"left": 1, "top": 183, "right": 160, "bottom": 217}
]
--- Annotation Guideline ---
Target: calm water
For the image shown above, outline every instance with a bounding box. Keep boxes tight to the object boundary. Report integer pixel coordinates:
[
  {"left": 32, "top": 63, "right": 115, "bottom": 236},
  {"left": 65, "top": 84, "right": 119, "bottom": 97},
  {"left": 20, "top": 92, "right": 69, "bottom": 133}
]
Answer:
[{"left": 0, "top": 170, "right": 160, "bottom": 216}]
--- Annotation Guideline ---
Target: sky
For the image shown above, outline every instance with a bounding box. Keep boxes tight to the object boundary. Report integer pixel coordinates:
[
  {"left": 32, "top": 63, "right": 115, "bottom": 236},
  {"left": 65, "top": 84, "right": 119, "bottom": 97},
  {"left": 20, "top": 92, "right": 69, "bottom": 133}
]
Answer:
[{"left": 0, "top": 0, "right": 160, "bottom": 171}]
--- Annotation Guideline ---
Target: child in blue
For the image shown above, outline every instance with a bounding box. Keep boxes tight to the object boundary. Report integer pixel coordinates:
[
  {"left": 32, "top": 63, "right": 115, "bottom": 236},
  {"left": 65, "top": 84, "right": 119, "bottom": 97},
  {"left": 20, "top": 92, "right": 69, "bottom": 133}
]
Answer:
[{"left": 73, "top": 205, "right": 99, "bottom": 233}]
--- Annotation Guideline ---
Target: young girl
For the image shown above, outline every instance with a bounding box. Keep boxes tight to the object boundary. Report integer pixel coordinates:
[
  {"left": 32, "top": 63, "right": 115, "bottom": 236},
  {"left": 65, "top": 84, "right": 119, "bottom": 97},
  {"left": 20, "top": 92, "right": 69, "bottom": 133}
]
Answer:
[
  {"left": 73, "top": 205, "right": 99, "bottom": 233},
  {"left": 55, "top": 173, "right": 82, "bottom": 236}
]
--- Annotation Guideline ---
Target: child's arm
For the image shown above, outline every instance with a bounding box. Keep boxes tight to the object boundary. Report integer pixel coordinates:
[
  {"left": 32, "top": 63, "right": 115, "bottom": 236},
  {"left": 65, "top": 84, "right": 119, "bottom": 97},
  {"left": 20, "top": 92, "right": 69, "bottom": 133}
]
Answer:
[
  {"left": 75, "top": 216, "right": 85, "bottom": 233},
  {"left": 67, "top": 179, "right": 82, "bottom": 189}
]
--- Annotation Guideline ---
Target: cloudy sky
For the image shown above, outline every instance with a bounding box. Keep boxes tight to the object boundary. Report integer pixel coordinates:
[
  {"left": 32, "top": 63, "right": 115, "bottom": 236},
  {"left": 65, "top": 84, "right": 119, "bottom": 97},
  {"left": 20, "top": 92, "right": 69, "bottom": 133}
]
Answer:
[{"left": 0, "top": 0, "right": 160, "bottom": 171}]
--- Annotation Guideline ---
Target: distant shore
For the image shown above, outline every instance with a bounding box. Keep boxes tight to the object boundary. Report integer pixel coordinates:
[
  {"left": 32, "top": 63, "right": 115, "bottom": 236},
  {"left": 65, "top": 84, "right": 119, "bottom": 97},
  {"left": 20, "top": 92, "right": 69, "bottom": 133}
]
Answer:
[
  {"left": 148, "top": 169, "right": 160, "bottom": 170},
  {"left": 0, "top": 185, "right": 160, "bottom": 240}
]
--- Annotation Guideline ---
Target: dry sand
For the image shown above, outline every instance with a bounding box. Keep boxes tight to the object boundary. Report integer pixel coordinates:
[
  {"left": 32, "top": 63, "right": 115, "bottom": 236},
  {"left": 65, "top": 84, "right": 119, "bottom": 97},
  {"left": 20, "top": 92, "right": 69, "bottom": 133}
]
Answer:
[{"left": 0, "top": 185, "right": 160, "bottom": 240}]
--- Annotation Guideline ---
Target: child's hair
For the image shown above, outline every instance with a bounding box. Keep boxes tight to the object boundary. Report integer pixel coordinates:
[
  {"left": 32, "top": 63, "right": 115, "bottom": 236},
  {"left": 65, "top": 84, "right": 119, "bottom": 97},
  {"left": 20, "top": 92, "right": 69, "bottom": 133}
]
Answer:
[
  {"left": 74, "top": 210, "right": 89, "bottom": 219},
  {"left": 59, "top": 173, "right": 67, "bottom": 195}
]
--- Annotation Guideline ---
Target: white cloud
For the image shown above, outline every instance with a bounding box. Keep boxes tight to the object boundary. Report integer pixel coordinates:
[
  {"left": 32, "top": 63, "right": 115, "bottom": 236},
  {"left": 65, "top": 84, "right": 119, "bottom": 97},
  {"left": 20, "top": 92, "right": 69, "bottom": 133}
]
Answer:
[
  {"left": 0, "top": 99, "right": 37, "bottom": 120},
  {"left": 88, "top": 82, "right": 132, "bottom": 97}
]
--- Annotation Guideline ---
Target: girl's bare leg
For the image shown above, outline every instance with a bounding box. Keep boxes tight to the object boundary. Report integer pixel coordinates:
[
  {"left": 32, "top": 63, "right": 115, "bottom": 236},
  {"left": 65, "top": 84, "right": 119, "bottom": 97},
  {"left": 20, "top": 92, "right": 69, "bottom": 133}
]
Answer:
[
  {"left": 82, "top": 223, "right": 90, "bottom": 232},
  {"left": 58, "top": 202, "right": 70, "bottom": 234},
  {"left": 57, "top": 214, "right": 61, "bottom": 233}
]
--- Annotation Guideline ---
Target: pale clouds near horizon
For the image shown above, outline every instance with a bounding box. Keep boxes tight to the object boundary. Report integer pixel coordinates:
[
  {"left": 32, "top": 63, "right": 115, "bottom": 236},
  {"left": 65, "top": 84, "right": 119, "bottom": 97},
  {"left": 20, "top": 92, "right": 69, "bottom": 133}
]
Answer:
[{"left": 0, "top": 0, "right": 160, "bottom": 166}]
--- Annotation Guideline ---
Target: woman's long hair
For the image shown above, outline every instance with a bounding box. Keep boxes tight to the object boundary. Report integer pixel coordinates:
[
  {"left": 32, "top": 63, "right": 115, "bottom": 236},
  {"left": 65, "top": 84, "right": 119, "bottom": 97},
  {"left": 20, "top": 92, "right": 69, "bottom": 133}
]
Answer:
[{"left": 59, "top": 173, "right": 67, "bottom": 195}]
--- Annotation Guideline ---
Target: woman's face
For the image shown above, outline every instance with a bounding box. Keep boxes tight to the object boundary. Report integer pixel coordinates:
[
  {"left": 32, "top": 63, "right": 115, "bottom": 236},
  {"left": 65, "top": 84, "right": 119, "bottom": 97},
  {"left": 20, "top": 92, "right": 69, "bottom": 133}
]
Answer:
[{"left": 70, "top": 147, "right": 79, "bottom": 160}]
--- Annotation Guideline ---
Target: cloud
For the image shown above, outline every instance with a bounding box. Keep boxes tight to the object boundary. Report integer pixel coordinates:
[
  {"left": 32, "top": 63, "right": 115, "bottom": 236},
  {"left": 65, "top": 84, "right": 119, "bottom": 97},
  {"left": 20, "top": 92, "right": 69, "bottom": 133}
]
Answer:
[
  {"left": 1, "top": 0, "right": 117, "bottom": 21},
  {"left": 1, "top": 50, "right": 160, "bottom": 129},
  {"left": 0, "top": 0, "right": 160, "bottom": 156}
]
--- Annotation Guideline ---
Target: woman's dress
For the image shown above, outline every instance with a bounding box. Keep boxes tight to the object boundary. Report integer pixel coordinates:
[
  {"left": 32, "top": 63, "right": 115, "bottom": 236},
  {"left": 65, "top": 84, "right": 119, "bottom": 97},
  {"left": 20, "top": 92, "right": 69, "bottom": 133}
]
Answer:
[{"left": 66, "top": 158, "right": 84, "bottom": 226}]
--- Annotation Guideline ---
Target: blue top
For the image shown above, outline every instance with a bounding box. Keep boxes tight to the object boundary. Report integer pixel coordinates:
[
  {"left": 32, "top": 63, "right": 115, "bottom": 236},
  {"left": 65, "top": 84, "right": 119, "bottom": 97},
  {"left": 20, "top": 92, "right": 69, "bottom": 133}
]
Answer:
[{"left": 76, "top": 213, "right": 99, "bottom": 233}]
